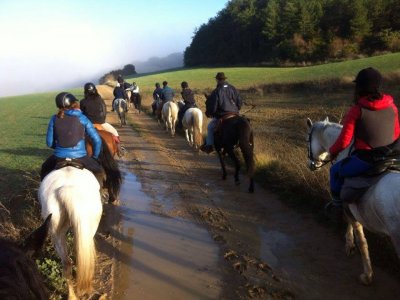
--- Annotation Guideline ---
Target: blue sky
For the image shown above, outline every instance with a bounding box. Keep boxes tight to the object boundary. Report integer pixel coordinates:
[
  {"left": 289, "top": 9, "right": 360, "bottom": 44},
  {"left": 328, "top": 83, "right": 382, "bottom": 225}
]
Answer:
[{"left": 0, "top": 0, "right": 228, "bottom": 96}]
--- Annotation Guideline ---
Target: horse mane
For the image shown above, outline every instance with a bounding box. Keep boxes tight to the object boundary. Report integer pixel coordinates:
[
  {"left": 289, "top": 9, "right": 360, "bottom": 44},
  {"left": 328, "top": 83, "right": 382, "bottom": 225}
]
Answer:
[{"left": 0, "top": 240, "right": 48, "bottom": 300}]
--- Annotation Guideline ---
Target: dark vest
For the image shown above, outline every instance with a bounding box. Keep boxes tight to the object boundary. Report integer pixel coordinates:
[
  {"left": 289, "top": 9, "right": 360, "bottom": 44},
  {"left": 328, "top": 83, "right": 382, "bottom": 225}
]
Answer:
[
  {"left": 54, "top": 115, "right": 85, "bottom": 148},
  {"left": 356, "top": 107, "right": 395, "bottom": 148}
]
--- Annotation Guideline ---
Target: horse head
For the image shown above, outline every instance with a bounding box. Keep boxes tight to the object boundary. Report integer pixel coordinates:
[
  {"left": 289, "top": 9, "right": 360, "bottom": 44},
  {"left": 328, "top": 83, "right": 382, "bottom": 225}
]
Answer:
[
  {"left": 306, "top": 117, "right": 335, "bottom": 171},
  {"left": 0, "top": 215, "right": 51, "bottom": 300}
]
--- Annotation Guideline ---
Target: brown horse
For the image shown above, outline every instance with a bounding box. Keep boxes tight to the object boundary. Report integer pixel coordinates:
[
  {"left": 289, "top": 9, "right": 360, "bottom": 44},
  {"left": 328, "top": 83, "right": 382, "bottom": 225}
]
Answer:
[{"left": 86, "top": 128, "right": 122, "bottom": 203}]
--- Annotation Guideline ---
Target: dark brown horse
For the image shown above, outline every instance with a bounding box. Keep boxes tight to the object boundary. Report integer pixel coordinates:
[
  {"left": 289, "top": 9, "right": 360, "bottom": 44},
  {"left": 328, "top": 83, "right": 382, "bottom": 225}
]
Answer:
[
  {"left": 87, "top": 125, "right": 118, "bottom": 157},
  {"left": 204, "top": 95, "right": 255, "bottom": 193},
  {"left": 0, "top": 215, "right": 51, "bottom": 300}
]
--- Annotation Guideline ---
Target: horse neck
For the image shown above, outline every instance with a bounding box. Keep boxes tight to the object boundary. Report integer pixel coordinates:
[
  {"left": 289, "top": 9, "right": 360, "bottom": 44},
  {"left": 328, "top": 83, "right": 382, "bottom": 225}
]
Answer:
[{"left": 320, "top": 123, "right": 352, "bottom": 160}]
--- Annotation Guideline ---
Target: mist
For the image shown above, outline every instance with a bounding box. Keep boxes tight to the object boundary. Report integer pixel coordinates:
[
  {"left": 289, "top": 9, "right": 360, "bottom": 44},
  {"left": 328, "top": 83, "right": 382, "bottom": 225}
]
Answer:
[{"left": 0, "top": 0, "right": 228, "bottom": 97}]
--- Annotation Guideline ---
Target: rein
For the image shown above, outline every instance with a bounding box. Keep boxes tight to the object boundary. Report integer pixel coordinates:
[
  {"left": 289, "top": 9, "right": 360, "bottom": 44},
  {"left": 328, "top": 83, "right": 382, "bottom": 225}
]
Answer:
[{"left": 308, "top": 125, "right": 332, "bottom": 170}]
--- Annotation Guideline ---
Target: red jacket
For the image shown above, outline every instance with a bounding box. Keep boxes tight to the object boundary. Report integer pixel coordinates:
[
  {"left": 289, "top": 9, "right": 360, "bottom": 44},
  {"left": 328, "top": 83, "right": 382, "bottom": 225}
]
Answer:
[{"left": 329, "top": 94, "right": 400, "bottom": 157}]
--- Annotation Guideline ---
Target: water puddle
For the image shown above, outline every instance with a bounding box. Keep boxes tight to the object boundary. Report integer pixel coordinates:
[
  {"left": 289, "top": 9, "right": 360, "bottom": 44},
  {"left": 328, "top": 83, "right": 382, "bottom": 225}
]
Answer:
[{"left": 112, "top": 170, "right": 221, "bottom": 300}]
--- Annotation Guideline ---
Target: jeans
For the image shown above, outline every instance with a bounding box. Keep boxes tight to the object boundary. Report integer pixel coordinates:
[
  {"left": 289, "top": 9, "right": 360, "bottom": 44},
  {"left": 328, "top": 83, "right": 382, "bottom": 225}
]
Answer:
[
  {"left": 330, "top": 154, "right": 372, "bottom": 198},
  {"left": 206, "top": 119, "right": 218, "bottom": 146}
]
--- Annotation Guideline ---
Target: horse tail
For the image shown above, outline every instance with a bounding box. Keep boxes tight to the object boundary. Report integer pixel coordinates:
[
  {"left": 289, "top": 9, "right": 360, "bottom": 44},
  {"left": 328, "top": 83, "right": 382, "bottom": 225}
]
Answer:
[
  {"left": 193, "top": 110, "right": 203, "bottom": 149},
  {"left": 56, "top": 184, "right": 99, "bottom": 294},
  {"left": 99, "top": 137, "right": 121, "bottom": 201},
  {"left": 238, "top": 118, "right": 255, "bottom": 178}
]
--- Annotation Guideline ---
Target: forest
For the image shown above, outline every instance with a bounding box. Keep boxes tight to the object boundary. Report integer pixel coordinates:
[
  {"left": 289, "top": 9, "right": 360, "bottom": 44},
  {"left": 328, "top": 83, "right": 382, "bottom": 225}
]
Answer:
[{"left": 184, "top": 0, "right": 400, "bottom": 66}]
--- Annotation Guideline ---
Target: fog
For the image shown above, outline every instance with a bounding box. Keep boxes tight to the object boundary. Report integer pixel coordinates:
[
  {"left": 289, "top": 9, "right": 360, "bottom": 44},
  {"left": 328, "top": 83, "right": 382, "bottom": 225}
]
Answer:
[{"left": 0, "top": 0, "right": 227, "bottom": 97}]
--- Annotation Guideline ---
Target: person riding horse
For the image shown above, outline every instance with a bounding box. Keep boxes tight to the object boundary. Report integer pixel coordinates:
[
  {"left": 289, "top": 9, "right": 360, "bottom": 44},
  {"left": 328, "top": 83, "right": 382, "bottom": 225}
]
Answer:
[
  {"left": 152, "top": 82, "right": 163, "bottom": 115},
  {"left": 326, "top": 67, "right": 400, "bottom": 219},
  {"left": 128, "top": 81, "right": 141, "bottom": 110},
  {"left": 112, "top": 83, "right": 128, "bottom": 112},
  {"left": 40, "top": 92, "right": 103, "bottom": 182},
  {"left": 80, "top": 82, "right": 125, "bottom": 157},
  {"left": 161, "top": 81, "right": 175, "bottom": 105},
  {"left": 200, "top": 72, "right": 242, "bottom": 154},
  {"left": 177, "top": 81, "right": 196, "bottom": 128}
]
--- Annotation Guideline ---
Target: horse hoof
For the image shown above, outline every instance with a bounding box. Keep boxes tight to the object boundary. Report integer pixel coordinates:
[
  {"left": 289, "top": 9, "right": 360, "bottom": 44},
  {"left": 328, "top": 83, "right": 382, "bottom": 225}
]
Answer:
[
  {"left": 359, "top": 273, "right": 373, "bottom": 286},
  {"left": 345, "top": 244, "right": 356, "bottom": 256}
]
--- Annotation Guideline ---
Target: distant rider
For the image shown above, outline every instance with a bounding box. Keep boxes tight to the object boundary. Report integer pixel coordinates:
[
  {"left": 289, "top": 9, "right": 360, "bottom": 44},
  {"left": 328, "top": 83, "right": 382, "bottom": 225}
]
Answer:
[
  {"left": 178, "top": 81, "right": 196, "bottom": 128},
  {"left": 128, "top": 81, "right": 141, "bottom": 110},
  {"left": 40, "top": 92, "right": 103, "bottom": 181},
  {"left": 161, "top": 81, "right": 175, "bottom": 105},
  {"left": 80, "top": 83, "right": 125, "bottom": 157},
  {"left": 152, "top": 82, "right": 163, "bottom": 115},
  {"left": 112, "top": 83, "right": 128, "bottom": 112},
  {"left": 326, "top": 67, "right": 400, "bottom": 218},
  {"left": 200, "top": 72, "right": 242, "bottom": 154}
]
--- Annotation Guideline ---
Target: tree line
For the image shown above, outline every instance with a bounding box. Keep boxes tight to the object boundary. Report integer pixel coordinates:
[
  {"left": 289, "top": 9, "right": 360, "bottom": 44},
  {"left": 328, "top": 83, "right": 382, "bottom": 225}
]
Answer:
[
  {"left": 184, "top": 0, "right": 400, "bottom": 66},
  {"left": 99, "top": 64, "right": 137, "bottom": 84}
]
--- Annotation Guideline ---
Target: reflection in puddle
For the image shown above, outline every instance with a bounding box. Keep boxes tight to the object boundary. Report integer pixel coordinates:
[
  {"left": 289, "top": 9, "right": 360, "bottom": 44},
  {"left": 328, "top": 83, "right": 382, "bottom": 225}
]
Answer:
[{"left": 113, "top": 170, "right": 221, "bottom": 300}]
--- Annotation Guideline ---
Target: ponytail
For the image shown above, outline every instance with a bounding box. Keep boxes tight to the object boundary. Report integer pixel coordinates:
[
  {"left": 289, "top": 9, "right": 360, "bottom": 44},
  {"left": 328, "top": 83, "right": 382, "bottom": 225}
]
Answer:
[{"left": 56, "top": 102, "right": 80, "bottom": 118}]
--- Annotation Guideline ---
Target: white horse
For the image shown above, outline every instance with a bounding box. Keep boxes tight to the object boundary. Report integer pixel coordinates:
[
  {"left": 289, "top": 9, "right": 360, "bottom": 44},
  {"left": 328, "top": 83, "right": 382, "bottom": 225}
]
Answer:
[
  {"left": 306, "top": 117, "right": 400, "bottom": 285},
  {"left": 182, "top": 107, "right": 203, "bottom": 150},
  {"left": 162, "top": 100, "right": 179, "bottom": 137},
  {"left": 113, "top": 98, "right": 127, "bottom": 127},
  {"left": 39, "top": 167, "right": 102, "bottom": 299}
]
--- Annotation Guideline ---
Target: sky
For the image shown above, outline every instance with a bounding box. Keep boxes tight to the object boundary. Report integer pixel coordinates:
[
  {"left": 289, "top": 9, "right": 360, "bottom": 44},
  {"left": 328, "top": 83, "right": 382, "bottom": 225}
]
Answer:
[{"left": 0, "top": 0, "right": 228, "bottom": 97}]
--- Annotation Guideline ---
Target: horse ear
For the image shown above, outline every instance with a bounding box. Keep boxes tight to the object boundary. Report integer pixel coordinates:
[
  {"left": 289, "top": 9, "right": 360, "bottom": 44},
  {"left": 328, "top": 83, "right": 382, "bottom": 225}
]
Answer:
[
  {"left": 324, "top": 116, "right": 329, "bottom": 122},
  {"left": 20, "top": 214, "right": 52, "bottom": 258},
  {"left": 306, "top": 118, "right": 313, "bottom": 128}
]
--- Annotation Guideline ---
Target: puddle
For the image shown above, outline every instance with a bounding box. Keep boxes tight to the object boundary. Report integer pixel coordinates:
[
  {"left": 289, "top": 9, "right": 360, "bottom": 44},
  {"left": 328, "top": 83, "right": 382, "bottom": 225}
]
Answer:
[{"left": 112, "top": 170, "right": 221, "bottom": 300}]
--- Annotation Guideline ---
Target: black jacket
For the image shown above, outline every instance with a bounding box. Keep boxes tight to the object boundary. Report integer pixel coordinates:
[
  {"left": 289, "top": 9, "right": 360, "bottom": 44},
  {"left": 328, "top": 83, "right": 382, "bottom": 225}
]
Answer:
[
  {"left": 80, "top": 95, "right": 107, "bottom": 124},
  {"left": 181, "top": 88, "right": 196, "bottom": 106},
  {"left": 206, "top": 81, "right": 242, "bottom": 118},
  {"left": 113, "top": 86, "right": 127, "bottom": 100},
  {"left": 153, "top": 87, "right": 163, "bottom": 100}
]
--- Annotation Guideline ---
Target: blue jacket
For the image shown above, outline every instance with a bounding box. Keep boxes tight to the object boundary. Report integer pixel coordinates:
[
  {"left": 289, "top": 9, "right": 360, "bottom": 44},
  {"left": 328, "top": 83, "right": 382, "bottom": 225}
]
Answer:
[
  {"left": 46, "top": 110, "right": 102, "bottom": 159},
  {"left": 206, "top": 81, "right": 242, "bottom": 118},
  {"left": 161, "top": 86, "right": 175, "bottom": 101}
]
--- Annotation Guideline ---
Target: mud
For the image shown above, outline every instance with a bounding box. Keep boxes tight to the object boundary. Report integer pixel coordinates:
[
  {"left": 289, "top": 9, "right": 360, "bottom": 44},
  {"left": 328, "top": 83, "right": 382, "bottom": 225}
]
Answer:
[{"left": 96, "top": 86, "right": 400, "bottom": 300}]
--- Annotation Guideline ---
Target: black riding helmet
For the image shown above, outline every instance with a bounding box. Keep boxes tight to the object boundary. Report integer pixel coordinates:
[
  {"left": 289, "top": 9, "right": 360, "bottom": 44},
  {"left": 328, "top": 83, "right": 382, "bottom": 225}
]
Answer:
[
  {"left": 84, "top": 82, "right": 96, "bottom": 95},
  {"left": 55, "top": 92, "right": 78, "bottom": 109},
  {"left": 181, "top": 81, "right": 188, "bottom": 89},
  {"left": 354, "top": 67, "right": 382, "bottom": 95}
]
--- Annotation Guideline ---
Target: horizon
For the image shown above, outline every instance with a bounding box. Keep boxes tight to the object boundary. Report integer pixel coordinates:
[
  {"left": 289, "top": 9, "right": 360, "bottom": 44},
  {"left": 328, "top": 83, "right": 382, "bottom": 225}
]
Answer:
[{"left": 0, "top": 0, "right": 228, "bottom": 97}]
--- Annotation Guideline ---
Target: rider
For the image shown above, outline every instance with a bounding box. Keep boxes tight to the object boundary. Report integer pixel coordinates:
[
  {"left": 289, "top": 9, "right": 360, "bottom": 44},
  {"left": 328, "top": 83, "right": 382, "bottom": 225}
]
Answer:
[
  {"left": 177, "top": 81, "right": 196, "bottom": 128},
  {"left": 40, "top": 92, "right": 103, "bottom": 181},
  {"left": 111, "top": 83, "right": 128, "bottom": 112},
  {"left": 130, "top": 81, "right": 141, "bottom": 109},
  {"left": 200, "top": 72, "right": 242, "bottom": 154},
  {"left": 326, "top": 67, "right": 400, "bottom": 217},
  {"left": 161, "top": 81, "right": 175, "bottom": 104},
  {"left": 152, "top": 82, "right": 163, "bottom": 115},
  {"left": 80, "top": 83, "right": 125, "bottom": 158}
]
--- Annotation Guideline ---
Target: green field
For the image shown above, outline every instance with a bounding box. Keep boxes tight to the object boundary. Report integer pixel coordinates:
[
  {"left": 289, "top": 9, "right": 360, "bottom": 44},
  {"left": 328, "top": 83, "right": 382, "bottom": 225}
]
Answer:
[{"left": 125, "top": 52, "right": 400, "bottom": 91}]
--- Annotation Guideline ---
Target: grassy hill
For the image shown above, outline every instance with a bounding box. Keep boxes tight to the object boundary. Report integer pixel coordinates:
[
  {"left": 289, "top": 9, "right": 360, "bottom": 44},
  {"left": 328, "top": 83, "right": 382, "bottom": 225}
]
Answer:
[{"left": 125, "top": 52, "right": 400, "bottom": 91}]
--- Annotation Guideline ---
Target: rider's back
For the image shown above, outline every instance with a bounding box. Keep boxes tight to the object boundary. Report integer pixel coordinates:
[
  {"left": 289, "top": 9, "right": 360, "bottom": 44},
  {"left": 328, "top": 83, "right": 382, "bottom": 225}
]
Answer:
[
  {"left": 206, "top": 82, "right": 242, "bottom": 118},
  {"left": 80, "top": 94, "right": 106, "bottom": 124}
]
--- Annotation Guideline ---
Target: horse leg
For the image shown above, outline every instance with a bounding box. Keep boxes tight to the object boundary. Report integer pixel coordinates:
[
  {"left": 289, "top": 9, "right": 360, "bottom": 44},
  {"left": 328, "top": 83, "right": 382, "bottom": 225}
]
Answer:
[
  {"left": 227, "top": 149, "right": 240, "bottom": 185},
  {"left": 184, "top": 129, "right": 190, "bottom": 145},
  {"left": 218, "top": 151, "right": 227, "bottom": 180},
  {"left": 344, "top": 210, "right": 356, "bottom": 256},
  {"left": 352, "top": 221, "right": 373, "bottom": 285}
]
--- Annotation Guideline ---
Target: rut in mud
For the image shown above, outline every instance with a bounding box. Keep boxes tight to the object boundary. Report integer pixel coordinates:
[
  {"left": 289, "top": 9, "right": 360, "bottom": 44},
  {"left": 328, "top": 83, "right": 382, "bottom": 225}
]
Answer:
[{"left": 97, "top": 86, "right": 400, "bottom": 300}]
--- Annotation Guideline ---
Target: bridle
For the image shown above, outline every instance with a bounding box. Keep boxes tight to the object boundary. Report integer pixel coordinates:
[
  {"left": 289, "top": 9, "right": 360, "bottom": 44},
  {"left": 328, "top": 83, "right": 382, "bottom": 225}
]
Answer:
[{"left": 307, "top": 125, "right": 332, "bottom": 171}]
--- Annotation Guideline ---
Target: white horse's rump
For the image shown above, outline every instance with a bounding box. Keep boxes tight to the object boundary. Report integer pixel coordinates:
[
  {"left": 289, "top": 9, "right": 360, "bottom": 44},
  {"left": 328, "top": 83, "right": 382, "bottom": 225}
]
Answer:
[
  {"left": 307, "top": 118, "right": 400, "bottom": 285},
  {"left": 162, "top": 101, "right": 178, "bottom": 137},
  {"left": 101, "top": 122, "right": 119, "bottom": 137},
  {"left": 113, "top": 98, "right": 127, "bottom": 126},
  {"left": 39, "top": 167, "right": 102, "bottom": 298},
  {"left": 182, "top": 107, "right": 203, "bottom": 149}
]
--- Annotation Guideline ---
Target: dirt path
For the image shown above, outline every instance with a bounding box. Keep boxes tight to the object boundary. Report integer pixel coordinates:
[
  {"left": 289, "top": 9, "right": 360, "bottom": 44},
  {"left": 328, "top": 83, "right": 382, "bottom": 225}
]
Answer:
[{"left": 97, "top": 87, "right": 400, "bottom": 299}]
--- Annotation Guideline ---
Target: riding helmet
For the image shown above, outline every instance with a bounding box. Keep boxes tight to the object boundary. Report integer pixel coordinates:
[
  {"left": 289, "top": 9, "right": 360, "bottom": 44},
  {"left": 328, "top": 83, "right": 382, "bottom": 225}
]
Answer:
[
  {"left": 55, "top": 92, "right": 78, "bottom": 109},
  {"left": 84, "top": 82, "right": 96, "bottom": 94},
  {"left": 353, "top": 67, "right": 382, "bottom": 92}
]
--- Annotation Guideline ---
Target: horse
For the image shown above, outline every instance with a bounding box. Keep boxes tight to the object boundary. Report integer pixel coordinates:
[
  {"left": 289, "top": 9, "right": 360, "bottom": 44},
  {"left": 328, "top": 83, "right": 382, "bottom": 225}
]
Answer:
[
  {"left": 86, "top": 135, "right": 122, "bottom": 203},
  {"left": 113, "top": 98, "right": 127, "bottom": 127},
  {"left": 130, "top": 92, "right": 142, "bottom": 113},
  {"left": 306, "top": 117, "right": 400, "bottom": 285},
  {"left": 0, "top": 215, "right": 51, "bottom": 300},
  {"left": 182, "top": 107, "right": 203, "bottom": 150},
  {"left": 154, "top": 96, "right": 163, "bottom": 123},
  {"left": 204, "top": 94, "right": 254, "bottom": 192},
  {"left": 88, "top": 125, "right": 118, "bottom": 157},
  {"left": 162, "top": 100, "right": 179, "bottom": 137},
  {"left": 39, "top": 166, "right": 102, "bottom": 299}
]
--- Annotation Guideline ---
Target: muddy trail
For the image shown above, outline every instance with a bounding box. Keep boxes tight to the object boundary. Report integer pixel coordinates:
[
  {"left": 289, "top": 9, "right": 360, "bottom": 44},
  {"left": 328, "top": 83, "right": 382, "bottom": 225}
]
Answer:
[{"left": 97, "top": 90, "right": 400, "bottom": 300}]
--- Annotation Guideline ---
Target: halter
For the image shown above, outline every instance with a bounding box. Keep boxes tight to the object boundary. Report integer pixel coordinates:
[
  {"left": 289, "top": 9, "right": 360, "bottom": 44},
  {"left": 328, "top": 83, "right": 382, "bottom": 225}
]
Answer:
[{"left": 307, "top": 125, "right": 332, "bottom": 171}]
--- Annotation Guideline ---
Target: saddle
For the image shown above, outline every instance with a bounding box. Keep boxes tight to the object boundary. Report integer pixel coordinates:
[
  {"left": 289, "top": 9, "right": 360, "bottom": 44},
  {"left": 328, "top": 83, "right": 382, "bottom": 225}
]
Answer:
[
  {"left": 214, "top": 113, "right": 239, "bottom": 136},
  {"left": 55, "top": 158, "right": 85, "bottom": 170}
]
